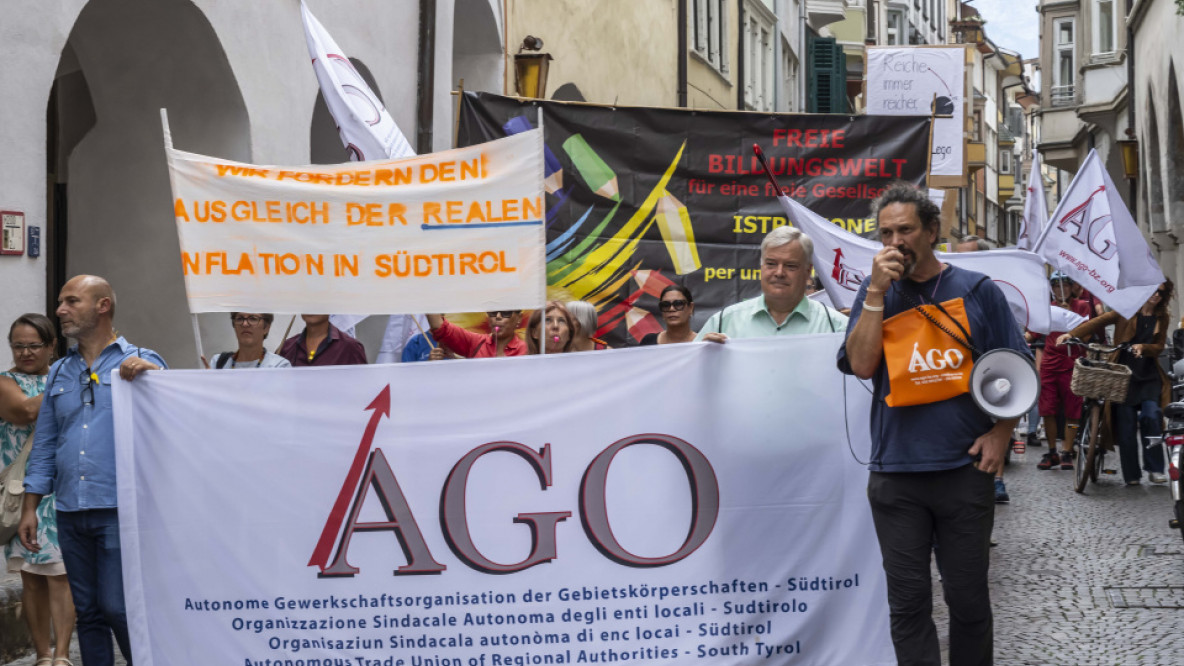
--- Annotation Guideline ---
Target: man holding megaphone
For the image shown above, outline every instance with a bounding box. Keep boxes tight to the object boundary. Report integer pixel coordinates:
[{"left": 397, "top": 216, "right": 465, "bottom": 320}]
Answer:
[{"left": 837, "top": 183, "right": 1032, "bottom": 666}]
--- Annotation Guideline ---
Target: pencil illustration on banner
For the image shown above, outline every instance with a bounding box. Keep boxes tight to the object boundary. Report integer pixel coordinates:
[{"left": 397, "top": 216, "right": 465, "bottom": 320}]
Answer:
[
  {"left": 632, "top": 269, "right": 676, "bottom": 298},
  {"left": 563, "top": 134, "right": 620, "bottom": 201},
  {"left": 625, "top": 307, "right": 663, "bottom": 342},
  {"left": 502, "top": 116, "right": 563, "bottom": 194},
  {"left": 653, "top": 190, "right": 700, "bottom": 274}
]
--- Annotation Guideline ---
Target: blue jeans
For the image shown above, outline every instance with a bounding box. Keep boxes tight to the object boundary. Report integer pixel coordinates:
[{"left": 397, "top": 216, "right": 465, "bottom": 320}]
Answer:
[
  {"left": 1112, "top": 400, "right": 1165, "bottom": 483},
  {"left": 56, "top": 509, "right": 133, "bottom": 666}
]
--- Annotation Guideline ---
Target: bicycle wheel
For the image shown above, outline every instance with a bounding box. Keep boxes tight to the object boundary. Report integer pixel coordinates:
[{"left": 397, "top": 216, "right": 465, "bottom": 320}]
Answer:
[
  {"left": 1073, "top": 411, "right": 1090, "bottom": 492},
  {"left": 1084, "top": 405, "right": 1102, "bottom": 487},
  {"left": 1091, "top": 446, "right": 1103, "bottom": 483},
  {"left": 1176, "top": 499, "right": 1184, "bottom": 547},
  {"left": 1075, "top": 405, "right": 1101, "bottom": 493}
]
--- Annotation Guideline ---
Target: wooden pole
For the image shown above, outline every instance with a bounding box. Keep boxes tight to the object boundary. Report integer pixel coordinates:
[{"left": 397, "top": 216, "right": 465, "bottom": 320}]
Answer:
[{"left": 276, "top": 315, "right": 296, "bottom": 354}]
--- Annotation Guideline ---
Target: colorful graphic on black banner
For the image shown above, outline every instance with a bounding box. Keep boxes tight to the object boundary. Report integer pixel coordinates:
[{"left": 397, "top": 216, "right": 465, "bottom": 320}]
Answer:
[{"left": 458, "top": 92, "right": 931, "bottom": 344}]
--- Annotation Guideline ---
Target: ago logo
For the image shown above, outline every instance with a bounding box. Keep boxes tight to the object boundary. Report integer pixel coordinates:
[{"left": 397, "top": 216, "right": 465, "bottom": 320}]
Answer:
[
  {"left": 307, "top": 386, "right": 720, "bottom": 578},
  {"left": 831, "top": 248, "right": 866, "bottom": 291},
  {"left": 907, "top": 342, "right": 966, "bottom": 374},
  {"left": 1055, "top": 186, "right": 1116, "bottom": 260}
]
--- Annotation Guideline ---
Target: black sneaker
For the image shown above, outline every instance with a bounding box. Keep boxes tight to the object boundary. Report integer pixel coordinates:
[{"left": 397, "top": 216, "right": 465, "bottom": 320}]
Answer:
[
  {"left": 1060, "top": 450, "right": 1075, "bottom": 470},
  {"left": 1037, "top": 451, "right": 1060, "bottom": 470}
]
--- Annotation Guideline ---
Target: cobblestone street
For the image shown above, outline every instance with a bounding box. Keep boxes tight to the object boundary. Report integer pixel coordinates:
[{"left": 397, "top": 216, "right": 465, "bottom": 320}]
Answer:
[{"left": 934, "top": 446, "right": 1184, "bottom": 666}]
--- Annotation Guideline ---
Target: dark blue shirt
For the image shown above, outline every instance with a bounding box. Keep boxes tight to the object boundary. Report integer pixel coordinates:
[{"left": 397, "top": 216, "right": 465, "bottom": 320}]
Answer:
[
  {"left": 401, "top": 333, "right": 437, "bottom": 363},
  {"left": 837, "top": 264, "right": 1030, "bottom": 473}
]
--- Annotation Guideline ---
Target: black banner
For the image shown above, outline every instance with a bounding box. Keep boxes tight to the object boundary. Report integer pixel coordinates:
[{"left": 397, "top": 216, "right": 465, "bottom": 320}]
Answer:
[{"left": 458, "top": 92, "right": 930, "bottom": 344}]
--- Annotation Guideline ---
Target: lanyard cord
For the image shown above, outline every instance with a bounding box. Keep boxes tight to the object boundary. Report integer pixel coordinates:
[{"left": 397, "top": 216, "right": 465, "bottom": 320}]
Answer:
[{"left": 894, "top": 284, "right": 981, "bottom": 359}]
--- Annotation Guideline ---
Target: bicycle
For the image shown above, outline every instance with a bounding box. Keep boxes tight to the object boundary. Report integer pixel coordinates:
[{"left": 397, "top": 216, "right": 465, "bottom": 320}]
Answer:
[{"left": 1063, "top": 339, "right": 1133, "bottom": 494}]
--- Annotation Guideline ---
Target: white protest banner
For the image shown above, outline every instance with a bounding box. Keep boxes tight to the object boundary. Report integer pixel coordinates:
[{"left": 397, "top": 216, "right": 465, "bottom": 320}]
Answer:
[
  {"left": 115, "top": 339, "right": 893, "bottom": 666},
  {"left": 779, "top": 195, "right": 1053, "bottom": 333},
  {"left": 866, "top": 46, "right": 966, "bottom": 182},
  {"left": 1033, "top": 149, "right": 1163, "bottom": 318},
  {"left": 1016, "top": 153, "right": 1047, "bottom": 251},
  {"left": 164, "top": 127, "right": 545, "bottom": 314}
]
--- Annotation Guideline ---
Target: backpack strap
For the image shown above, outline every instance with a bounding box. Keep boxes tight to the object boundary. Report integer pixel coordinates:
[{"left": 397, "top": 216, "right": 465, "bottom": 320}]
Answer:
[{"left": 215, "top": 353, "right": 233, "bottom": 369}]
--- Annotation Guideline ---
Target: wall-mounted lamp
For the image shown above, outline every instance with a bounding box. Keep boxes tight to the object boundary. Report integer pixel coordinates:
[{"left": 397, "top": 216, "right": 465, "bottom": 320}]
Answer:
[
  {"left": 1118, "top": 138, "right": 1139, "bottom": 180},
  {"left": 514, "top": 36, "right": 552, "bottom": 99}
]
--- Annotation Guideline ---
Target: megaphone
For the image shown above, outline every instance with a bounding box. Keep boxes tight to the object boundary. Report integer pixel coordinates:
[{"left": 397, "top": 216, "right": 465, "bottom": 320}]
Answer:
[{"left": 969, "top": 348, "right": 1039, "bottom": 420}]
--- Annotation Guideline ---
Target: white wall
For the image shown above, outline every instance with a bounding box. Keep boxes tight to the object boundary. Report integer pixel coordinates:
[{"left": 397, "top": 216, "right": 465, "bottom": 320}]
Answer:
[{"left": 0, "top": 0, "right": 481, "bottom": 366}]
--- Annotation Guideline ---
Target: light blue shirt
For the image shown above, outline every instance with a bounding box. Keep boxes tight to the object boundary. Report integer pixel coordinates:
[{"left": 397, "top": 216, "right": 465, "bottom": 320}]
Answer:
[
  {"left": 25, "top": 337, "right": 167, "bottom": 511},
  {"left": 210, "top": 351, "right": 291, "bottom": 369},
  {"left": 696, "top": 294, "right": 847, "bottom": 340}
]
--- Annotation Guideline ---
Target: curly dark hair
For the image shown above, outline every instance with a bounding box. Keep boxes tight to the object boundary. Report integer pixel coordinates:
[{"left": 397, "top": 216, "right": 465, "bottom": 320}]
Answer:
[{"left": 870, "top": 182, "right": 942, "bottom": 248}]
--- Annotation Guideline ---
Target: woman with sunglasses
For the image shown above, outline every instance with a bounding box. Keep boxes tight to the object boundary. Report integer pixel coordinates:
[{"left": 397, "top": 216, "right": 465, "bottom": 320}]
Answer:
[
  {"left": 640, "top": 286, "right": 697, "bottom": 345},
  {"left": 0, "top": 314, "right": 75, "bottom": 666},
  {"left": 1060, "top": 280, "right": 1175, "bottom": 485},
  {"left": 206, "top": 313, "right": 291, "bottom": 369},
  {"left": 427, "top": 311, "right": 526, "bottom": 358}
]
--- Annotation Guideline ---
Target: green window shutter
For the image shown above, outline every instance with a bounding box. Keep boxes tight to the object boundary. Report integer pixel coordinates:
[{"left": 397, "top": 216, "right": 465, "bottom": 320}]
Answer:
[{"left": 808, "top": 37, "right": 848, "bottom": 113}]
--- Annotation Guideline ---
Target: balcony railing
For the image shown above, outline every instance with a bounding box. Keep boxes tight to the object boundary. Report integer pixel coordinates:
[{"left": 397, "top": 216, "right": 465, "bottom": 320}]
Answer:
[{"left": 1050, "top": 85, "right": 1078, "bottom": 108}]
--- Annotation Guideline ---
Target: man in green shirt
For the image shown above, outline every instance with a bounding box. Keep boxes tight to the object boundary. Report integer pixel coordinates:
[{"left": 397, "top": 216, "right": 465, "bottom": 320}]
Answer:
[{"left": 697, "top": 226, "right": 846, "bottom": 342}]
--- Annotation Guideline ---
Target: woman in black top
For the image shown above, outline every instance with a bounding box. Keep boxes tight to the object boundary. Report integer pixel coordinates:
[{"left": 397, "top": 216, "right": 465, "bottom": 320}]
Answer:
[{"left": 640, "top": 286, "right": 697, "bottom": 346}]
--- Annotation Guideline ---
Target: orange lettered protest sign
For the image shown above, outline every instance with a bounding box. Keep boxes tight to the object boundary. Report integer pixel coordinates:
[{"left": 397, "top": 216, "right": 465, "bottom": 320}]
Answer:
[{"left": 164, "top": 131, "right": 545, "bottom": 314}]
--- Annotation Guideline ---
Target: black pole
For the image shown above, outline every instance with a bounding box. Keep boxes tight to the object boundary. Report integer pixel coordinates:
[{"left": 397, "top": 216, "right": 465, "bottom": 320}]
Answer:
[
  {"left": 416, "top": 0, "right": 437, "bottom": 153},
  {"left": 678, "top": 0, "right": 688, "bottom": 107},
  {"left": 1127, "top": 0, "right": 1137, "bottom": 216},
  {"left": 737, "top": 1, "right": 745, "bottom": 110}
]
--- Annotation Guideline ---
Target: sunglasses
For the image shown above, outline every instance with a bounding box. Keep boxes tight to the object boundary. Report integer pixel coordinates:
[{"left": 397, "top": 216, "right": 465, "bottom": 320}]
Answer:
[
  {"left": 80, "top": 369, "right": 97, "bottom": 406},
  {"left": 487, "top": 311, "right": 520, "bottom": 319},
  {"left": 659, "top": 299, "right": 689, "bottom": 312}
]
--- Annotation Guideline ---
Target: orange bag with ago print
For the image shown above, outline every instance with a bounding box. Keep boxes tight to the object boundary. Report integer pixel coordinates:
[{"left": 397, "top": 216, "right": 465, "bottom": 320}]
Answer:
[{"left": 882, "top": 297, "right": 976, "bottom": 407}]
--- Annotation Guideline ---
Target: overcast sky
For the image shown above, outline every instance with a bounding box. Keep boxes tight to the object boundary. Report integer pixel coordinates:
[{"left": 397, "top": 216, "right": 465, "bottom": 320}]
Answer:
[{"left": 968, "top": 0, "right": 1041, "bottom": 61}]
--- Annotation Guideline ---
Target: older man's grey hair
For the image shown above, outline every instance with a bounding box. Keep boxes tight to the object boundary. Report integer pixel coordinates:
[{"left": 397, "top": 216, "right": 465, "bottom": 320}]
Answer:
[
  {"left": 760, "top": 225, "right": 813, "bottom": 261},
  {"left": 566, "top": 300, "right": 598, "bottom": 338}
]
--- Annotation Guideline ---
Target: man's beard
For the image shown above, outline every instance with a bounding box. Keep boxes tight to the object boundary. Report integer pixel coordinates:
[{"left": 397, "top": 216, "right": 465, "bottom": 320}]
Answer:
[{"left": 898, "top": 246, "right": 917, "bottom": 278}]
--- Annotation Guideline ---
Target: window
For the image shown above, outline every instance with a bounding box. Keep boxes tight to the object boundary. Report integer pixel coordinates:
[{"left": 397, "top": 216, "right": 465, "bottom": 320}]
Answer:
[
  {"left": 1051, "top": 18, "right": 1076, "bottom": 106},
  {"left": 886, "top": 11, "right": 904, "bottom": 45},
  {"left": 744, "top": 2, "right": 775, "bottom": 111},
  {"left": 692, "top": 0, "right": 729, "bottom": 74},
  {"left": 1095, "top": 0, "right": 1116, "bottom": 55},
  {"left": 783, "top": 41, "right": 799, "bottom": 111},
  {"left": 1000, "top": 149, "right": 1012, "bottom": 174}
]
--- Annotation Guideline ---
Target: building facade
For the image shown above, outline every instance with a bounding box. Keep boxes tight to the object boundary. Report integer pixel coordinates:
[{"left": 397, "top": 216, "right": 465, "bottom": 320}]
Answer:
[{"left": 0, "top": 0, "right": 505, "bottom": 367}]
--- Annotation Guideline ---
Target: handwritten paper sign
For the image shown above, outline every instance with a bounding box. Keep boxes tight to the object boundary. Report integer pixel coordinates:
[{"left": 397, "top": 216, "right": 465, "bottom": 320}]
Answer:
[
  {"left": 164, "top": 127, "right": 545, "bottom": 314},
  {"left": 865, "top": 46, "right": 967, "bottom": 182}
]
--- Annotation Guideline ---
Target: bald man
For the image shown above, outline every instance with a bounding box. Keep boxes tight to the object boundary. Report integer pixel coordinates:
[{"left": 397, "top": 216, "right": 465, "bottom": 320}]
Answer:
[{"left": 20, "top": 275, "right": 166, "bottom": 666}]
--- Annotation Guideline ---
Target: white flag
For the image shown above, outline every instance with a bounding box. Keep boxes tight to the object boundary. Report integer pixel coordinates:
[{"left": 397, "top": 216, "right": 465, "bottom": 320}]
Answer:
[
  {"left": 1033, "top": 149, "right": 1163, "bottom": 318},
  {"left": 1049, "top": 305, "right": 1088, "bottom": 334},
  {"left": 1016, "top": 152, "right": 1047, "bottom": 251},
  {"left": 302, "top": 1, "right": 421, "bottom": 359},
  {"left": 778, "top": 196, "right": 1053, "bottom": 333},
  {"left": 301, "top": 1, "right": 413, "bottom": 162}
]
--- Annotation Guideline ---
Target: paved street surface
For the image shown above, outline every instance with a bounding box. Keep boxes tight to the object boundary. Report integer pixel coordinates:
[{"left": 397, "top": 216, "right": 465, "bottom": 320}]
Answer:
[
  {"left": 934, "top": 446, "right": 1184, "bottom": 665},
  {"left": 4, "top": 447, "right": 1183, "bottom": 666}
]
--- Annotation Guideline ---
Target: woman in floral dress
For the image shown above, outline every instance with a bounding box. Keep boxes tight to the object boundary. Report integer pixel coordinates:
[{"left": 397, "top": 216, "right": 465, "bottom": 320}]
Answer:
[{"left": 1, "top": 313, "right": 74, "bottom": 665}]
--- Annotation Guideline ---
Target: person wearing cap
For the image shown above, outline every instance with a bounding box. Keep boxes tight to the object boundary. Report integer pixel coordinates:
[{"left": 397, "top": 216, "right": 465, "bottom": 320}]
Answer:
[{"left": 1034, "top": 271, "right": 1092, "bottom": 470}]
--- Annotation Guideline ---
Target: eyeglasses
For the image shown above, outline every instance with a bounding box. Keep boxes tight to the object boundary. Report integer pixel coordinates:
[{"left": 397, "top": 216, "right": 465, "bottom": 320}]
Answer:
[
  {"left": 10, "top": 343, "right": 47, "bottom": 353},
  {"left": 487, "top": 311, "right": 520, "bottom": 319},
  {"left": 659, "top": 299, "right": 689, "bottom": 312},
  {"left": 79, "top": 369, "right": 97, "bottom": 406},
  {"left": 232, "top": 315, "right": 265, "bottom": 326}
]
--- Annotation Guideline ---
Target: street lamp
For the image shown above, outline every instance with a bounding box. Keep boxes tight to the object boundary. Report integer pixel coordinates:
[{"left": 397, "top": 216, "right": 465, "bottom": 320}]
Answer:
[
  {"left": 1118, "top": 138, "right": 1139, "bottom": 180},
  {"left": 514, "top": 36, "right": 552, "bottom": 99}
]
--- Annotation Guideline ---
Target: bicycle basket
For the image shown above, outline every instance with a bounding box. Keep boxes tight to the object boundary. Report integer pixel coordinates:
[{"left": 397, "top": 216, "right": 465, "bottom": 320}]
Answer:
[{"left": 1070, "top": 358, "right": 1131, "bottom": 402}]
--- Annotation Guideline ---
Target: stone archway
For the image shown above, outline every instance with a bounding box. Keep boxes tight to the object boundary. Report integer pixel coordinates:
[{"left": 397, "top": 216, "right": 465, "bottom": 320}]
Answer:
[
  {"left": 50, "top": 0, "right": 249, "bottom": 366},
  {"left": 453, "top": 0, "right": 503, "bottom": 97},
  {"left": 1144, "top": 86, "right": 1166, "bottom": 235},
  {"left": 1167, "top": 63, "right": 1184, "bottom": 236}
]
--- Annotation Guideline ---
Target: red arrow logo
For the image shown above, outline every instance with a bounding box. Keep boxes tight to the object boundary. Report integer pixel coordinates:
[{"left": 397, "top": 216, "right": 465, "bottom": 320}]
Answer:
[
  {"left": 308, "top": 385, "right": 391, "bottom": 570},
  {"left": 832, "top": 247, "right": 844, "bottom": 280}
]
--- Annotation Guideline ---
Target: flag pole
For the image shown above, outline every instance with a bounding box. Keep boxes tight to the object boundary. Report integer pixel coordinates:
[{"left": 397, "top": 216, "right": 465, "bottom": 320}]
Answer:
[
  {"left": 411, "top": 315, "right": 437, "bottom": 350},
  {"left": 161, "top": 108, "right": 206, "bottom": 368},
  {"left": 538, "top": 102, "right": 548, "bottom": 355},
  {"left": 276, "top": 316, "right": 296, "bottom": 354}
]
